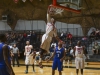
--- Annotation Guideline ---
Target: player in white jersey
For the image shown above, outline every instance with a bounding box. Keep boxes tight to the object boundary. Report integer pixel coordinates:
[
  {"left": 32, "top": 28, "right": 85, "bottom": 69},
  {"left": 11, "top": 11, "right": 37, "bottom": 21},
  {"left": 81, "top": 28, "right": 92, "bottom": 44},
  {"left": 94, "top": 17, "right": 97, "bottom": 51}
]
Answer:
[
  {"left": 74, "top": 41, "right": 87, "bottom": 75},
  {"left": 24, "top": 41, "right": 35, "bottom": 74},
  {"left": 39, "top": 7, "right": 61, "bottom": 68}
]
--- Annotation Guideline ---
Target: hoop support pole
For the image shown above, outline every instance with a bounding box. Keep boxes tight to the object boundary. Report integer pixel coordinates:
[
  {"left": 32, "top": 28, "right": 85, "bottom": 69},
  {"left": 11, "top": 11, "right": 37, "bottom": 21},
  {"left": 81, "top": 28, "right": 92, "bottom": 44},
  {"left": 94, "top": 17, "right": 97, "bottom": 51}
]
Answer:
[{"left": 53, "top": 0, "right": 57, "bottom": 6}]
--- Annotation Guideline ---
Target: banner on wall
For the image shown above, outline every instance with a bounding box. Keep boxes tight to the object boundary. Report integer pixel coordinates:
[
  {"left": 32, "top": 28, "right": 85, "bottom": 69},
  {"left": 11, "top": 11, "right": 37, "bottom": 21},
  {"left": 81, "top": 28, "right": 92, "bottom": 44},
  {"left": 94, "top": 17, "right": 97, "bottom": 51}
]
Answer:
[
  {"left": 22, "top": 0, "right": 26, "bottom": 2},
  {"left": 13, "top": 0, "right": 19, "bottom": 3}
]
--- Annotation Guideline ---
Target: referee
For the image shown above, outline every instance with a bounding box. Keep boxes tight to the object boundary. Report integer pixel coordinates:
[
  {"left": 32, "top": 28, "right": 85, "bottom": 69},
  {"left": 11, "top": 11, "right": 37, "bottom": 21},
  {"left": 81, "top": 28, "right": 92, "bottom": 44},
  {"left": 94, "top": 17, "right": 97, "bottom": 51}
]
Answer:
[{"left": 11, "top": 44, "right": 20, "bottom": 67}]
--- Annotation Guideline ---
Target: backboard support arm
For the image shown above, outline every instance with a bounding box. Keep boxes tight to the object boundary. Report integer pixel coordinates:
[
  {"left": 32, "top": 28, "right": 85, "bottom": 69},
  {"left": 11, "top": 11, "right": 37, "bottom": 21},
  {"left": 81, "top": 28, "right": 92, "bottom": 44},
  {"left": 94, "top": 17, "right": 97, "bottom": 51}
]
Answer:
[{"left": 53, "top": 0, "right": 57, "bottom": 6}]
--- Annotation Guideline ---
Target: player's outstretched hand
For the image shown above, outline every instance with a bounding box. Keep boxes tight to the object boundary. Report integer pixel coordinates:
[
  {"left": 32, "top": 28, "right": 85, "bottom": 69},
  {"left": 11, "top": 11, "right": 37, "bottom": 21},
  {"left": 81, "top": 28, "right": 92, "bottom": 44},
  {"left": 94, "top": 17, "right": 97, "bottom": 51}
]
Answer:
[
  {"left": 59, "top": 40, "right": 64, "bottom": 44},
  {"left": 60, "top": 59, "right": 63, "bottom": 62},
  {"left": 47, "top": 58, "right": 50, "bottom": 63}
]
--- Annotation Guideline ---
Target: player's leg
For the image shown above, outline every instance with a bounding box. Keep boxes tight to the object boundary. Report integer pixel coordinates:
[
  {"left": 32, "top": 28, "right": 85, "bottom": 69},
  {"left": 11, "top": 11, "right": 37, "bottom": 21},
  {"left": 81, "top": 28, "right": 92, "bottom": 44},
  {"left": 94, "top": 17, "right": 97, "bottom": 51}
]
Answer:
[
  {"left": 80, "top": 58, "right": 84, "bottom": 75},
  {"left": 39, "top": 49, "right": 46, "bottom": 68},
  {"left": 76, "top": 69, "right": 79, "bottom": 75},
  {"left": 52, "top": 59, "right": 57, "bottom": 75},
  {"left": 32, "top": 64, "right": 35, "bottom": 72},
  {"left": 39, "top": 34, "right": 47, "bottom": 68},
  {"left": 0, "top": 67, "right": 10, "bottom": 75},
  {"left": 30, "top": 55, "right": 35, "bottom": 72},
  {"left": 15, "top": 54, "right": 19, "bottom": 67},
  {"left": 25, "top": 56, "right": 29, "bottom": 74},
  {"left": 75, "top": 57, "right": 79, "bottom": 75},
  {"left": 52, "top": 69, "right": 55, "bottom": 75},
  {"left": 59, "top": 71, "right": 62, "bottom": 75},
  {"left": 58, "top": 59, "right": 63, "bottom": 75},
  {"left": 80, "top": 69, "right": 83, "bottom": 75},
  {"left": 12, "top": 55, "right": 15, "bottom": 67},
  {"left": 25, "top": 65, "right": 29, "bottom": 74}
]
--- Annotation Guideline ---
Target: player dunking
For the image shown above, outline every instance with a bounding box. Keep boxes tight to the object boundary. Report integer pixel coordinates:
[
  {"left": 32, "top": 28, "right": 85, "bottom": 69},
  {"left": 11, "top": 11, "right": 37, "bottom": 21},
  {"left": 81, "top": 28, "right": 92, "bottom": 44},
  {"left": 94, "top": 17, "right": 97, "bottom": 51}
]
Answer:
[
  {"left": 0, "top": 34, "right": 15, "bottom": 75},
  {"left": 74, "top": 41, "right": 87, "bottom": 75},
  {"left": 39, "top": 7, "right": 61, "bottom": 68},
  {"left": 24, "top": 41, "right": 35, "bottom": 74},
  {"left": 47, "top": 41, "right": 65, "bottom": 75}
]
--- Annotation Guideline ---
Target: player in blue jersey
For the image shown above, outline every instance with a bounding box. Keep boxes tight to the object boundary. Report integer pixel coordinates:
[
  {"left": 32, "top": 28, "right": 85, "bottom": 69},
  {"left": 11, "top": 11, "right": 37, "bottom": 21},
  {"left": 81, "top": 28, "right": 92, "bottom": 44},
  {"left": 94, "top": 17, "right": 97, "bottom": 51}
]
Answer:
[
  {"left": 47, "top": 41, "right": 65, "bottom": 75},
  {"left": 0, "top": 34, "right": 15, "bottom": 75}
]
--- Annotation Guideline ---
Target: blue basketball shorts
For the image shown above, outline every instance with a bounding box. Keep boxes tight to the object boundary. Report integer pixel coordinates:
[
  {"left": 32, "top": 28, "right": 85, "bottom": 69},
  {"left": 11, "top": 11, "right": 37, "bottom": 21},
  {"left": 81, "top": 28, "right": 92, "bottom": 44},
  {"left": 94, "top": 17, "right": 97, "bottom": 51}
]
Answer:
[{"left": 52, "top": 59, "right": 63, "bottom": 71}]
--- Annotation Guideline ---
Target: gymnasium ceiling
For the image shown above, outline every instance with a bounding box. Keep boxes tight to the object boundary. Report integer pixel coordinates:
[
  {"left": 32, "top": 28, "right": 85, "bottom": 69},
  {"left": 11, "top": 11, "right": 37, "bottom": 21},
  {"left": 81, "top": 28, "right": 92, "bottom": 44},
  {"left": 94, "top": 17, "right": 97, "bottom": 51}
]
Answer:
[{"left": 0, "top": 0, "right": 100, "bottom": 33}]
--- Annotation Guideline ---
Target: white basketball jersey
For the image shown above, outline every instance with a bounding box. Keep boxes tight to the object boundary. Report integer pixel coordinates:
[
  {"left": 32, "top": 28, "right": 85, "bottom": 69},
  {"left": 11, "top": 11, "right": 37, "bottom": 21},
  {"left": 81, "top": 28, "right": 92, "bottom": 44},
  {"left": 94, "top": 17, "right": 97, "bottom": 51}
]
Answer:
[
  {"left": 25, "top": 45, "right": 32, "bottom": 56},
  {"left": 75, "top": 46, "right": 84, "bottom": 58},
  {"left": 46, "top": 23, "right": 57, "bottom": 37}
]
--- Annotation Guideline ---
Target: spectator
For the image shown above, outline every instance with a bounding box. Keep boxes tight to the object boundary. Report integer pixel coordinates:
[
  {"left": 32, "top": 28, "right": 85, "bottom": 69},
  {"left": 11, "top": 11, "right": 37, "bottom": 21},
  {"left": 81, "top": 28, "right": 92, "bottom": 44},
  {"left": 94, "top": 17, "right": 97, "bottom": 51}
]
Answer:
[
  {"left": 66, "top": 47, "right": 71, "bottom": 57},
  {"left": 92, "top": 42, "right": 100, "bottom": 54},
  {"left": 70, "top": 47, "right": 74, "bottom": 55},
  {"left": 49, "top": 45, "right": 55, "bottom": 58},
  {"left": 23, "top": 32, "right": 27, "bottom": 41},
  {"left": 60, "top": 31, "right": 65, "bottom": 40},
  {"left": 51, "top": 41, "right": 57, "bottom": 48},
  {"left": 50, "top": 41, "right": 57, "bottom": 56},
  {"left": 67, "top": 32, "right": 72, "bottom": 41},
  {"left": 23, "top": 32, "right": 27, "bottom": 38},
  {"left": 82, "top": 36, "right": 87, "bottom": 41},
  {"left": 35, "top": 52, "right": 40, "bottom": 64},
  {"left": 89, "top": 29, "right": 95, "bottom": 40},
  {"left": 8, "top": 44, "right": 13, "bottom": 50},
  {"left": 66, "top": 47, "right": 73, "bottom": 61},
  {"left": 67, "top": 41, "right": 73, "bottom": 49},
  {"left": 69, "top": 47, "right": 74, "bottom": 60},
  {"left": 95, "top": 29, "right": 100, "bottom": 40},
  {"left": 31, "top": 31, "right": 37, "bottom": 43},
  {"left": 62, "top": 41, "right": 66, "bottom": 48},
  {"left": 83, "top": 43, "right": 88, "bottom": 54}
]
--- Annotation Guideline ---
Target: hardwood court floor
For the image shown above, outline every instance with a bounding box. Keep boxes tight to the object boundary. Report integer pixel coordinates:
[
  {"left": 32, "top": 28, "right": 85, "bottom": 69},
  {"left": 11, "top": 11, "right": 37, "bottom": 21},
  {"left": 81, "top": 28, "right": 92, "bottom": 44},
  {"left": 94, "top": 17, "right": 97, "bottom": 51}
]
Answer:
[
  {"left": 13, "top": 66, "right": 100, "bottom": 75},
  {"left": 12, "top": 59, "right": 100, "bottom": 75}
]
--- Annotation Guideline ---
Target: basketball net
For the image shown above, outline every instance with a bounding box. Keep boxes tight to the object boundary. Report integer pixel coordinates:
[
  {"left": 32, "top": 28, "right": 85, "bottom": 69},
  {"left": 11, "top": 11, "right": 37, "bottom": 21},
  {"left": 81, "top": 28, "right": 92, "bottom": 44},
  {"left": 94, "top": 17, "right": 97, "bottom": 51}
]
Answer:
[{"left": 49, "top": 5, "right": 64, "bottom": 16}]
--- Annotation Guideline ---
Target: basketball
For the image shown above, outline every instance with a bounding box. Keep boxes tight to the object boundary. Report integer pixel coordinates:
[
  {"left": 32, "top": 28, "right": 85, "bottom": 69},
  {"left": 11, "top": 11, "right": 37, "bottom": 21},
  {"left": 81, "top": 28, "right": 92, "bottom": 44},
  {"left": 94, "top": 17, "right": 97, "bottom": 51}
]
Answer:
[{"left": 49, "top": 10, "right": 55, "bottom": 16}]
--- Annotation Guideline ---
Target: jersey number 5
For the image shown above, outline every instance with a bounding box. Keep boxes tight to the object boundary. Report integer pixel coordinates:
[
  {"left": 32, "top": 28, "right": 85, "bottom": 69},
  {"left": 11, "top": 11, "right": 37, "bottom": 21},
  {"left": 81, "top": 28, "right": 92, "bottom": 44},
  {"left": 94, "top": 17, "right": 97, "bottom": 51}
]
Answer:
[{"left": 78, "top": 51, "right": 81, "bottom": 54}]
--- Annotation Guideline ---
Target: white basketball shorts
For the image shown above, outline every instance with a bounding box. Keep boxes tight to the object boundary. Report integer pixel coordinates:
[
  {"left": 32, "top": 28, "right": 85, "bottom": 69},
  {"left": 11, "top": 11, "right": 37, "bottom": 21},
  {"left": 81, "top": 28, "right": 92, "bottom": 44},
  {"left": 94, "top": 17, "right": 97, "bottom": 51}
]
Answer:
[{"left": 75, "top": 57, "right": 84, "bottom": 69}]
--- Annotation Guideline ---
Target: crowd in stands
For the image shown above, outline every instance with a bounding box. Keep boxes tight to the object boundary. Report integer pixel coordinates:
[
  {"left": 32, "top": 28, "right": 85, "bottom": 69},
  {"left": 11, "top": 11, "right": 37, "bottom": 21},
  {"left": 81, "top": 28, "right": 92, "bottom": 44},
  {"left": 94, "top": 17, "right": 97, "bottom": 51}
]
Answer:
[
  {"left": 89, "top": 29, "right": 100, "bottom": 55},
  {"left": 6, "top": 31, "right": 41, "bottom": 53},
  {"left": 90, "top": 29, "right": 100, "bottom": 40},
  {"left": 49, "top": 31, "right": 89, "bottom": 61},
  {"left": 4, "top": 29, "right": 100, "bottom": 62},
  {"left": 92, "top": 42, "right": 100, "bottom": 55}
]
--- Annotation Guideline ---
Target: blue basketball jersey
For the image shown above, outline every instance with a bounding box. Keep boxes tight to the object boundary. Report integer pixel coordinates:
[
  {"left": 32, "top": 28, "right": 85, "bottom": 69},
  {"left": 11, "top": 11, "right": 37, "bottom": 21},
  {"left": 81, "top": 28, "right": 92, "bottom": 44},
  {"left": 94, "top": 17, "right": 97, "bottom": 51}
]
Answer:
[
  {"left": 54, "top": 47, "right": 64, "bottom": 59},
  {"left": 52, "top": 47, "right": 64, "bottom": 71},
  {"left": 0, "top": 43, "right": 10, "bottom": 68}
]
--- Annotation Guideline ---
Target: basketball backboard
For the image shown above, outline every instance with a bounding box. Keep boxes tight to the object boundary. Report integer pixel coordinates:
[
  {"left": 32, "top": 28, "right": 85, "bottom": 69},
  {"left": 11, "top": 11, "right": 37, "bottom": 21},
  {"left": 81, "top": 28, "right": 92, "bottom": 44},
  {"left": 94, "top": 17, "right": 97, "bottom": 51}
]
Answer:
[{"left": 51, "top": 0, "right": 82, "bottom": 13}]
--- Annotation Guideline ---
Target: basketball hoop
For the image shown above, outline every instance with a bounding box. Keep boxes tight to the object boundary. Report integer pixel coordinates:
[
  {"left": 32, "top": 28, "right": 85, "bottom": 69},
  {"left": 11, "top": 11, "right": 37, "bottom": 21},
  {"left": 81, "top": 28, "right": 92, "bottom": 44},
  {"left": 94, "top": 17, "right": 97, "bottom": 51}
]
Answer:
[
  {"left": 51, "top": 0, "right": 81, "bottom": 13},
  {"left": 48, "top": 5, "right": 64, "bottom": 15}
]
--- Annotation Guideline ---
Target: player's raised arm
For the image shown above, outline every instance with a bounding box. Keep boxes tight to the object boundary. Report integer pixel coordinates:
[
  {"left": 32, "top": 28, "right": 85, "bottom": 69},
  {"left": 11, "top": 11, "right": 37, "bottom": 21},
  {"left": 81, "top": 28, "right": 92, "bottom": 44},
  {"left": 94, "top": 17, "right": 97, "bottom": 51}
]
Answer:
[
  {"left": 47, "top": 12, "right": 51, "bottom": 23},
  {"left": 47, "top": 6, "right": 55, "bottom": 23}
]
